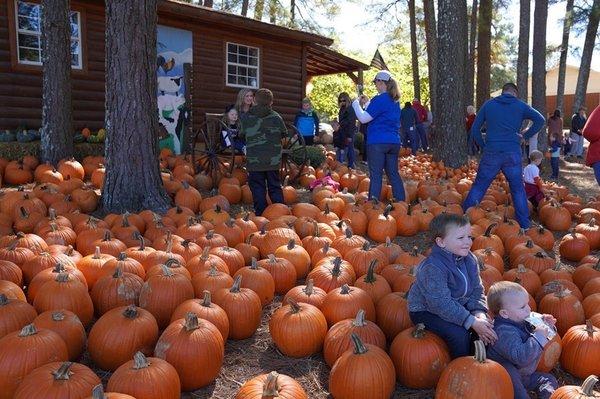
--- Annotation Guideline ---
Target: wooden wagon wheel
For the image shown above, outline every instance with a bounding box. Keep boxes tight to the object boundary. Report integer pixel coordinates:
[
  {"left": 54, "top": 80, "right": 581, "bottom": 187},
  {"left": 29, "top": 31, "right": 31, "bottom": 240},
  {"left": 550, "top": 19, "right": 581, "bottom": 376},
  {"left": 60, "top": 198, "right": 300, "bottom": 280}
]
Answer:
[
  {"left": 280, "top": 124, "right": 307, "bottom": 183},
  {"left": 191, "top": 118, "right": 235, "bottom": 182}
]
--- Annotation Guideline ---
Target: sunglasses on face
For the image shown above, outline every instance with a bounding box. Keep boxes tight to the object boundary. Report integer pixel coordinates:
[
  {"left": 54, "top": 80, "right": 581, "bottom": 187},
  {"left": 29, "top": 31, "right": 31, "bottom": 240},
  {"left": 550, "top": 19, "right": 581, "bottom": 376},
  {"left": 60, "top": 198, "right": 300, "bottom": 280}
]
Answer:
[{"left": 338, "top": 99, "right": 346, "bottom": 104}]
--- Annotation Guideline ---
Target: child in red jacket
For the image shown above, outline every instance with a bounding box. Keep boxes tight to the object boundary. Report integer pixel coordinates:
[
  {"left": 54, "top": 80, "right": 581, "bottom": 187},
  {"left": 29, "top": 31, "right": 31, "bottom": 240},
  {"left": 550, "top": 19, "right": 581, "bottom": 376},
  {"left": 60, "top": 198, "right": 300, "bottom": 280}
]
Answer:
[{"left": 583, "top": 106, "right": 600, "bottom": 185}]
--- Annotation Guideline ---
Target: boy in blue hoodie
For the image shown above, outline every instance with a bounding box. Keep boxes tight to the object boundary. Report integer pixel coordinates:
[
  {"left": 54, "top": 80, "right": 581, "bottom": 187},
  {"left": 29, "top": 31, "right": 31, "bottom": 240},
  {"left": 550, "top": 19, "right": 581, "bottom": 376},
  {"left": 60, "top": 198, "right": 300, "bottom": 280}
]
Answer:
[
  {"left": 408, "top": 213, "right": 497, "bottom": 358},
  {"left": 294, "top": 98, "right": 320, "bottom": 145},
  {"left": 487, "top": 281, "right": 558, "bottom": 399},
  {"left": 463, "top": 83, "right": 545, "bottom": 229}
]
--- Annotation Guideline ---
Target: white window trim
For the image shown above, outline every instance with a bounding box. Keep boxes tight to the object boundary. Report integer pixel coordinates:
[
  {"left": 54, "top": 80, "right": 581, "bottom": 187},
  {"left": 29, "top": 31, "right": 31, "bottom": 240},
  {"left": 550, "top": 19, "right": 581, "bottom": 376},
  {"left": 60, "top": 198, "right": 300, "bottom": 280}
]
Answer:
[
  {"left": 14, "top": 0, "right": 83, "bottom": 69},
  {"left": 225, "top": 41, "right": 260, "bottom": 89}
]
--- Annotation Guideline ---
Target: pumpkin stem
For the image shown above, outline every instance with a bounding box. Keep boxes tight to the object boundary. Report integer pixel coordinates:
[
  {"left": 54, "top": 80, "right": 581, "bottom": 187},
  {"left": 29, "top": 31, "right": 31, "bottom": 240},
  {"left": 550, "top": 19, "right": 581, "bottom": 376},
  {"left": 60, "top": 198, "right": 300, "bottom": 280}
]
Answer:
[
  {"left": 102, "top": 230, "right": 112, "bottom": 241},
  {"left": 117, "top": 252, "right": 127, "bottom": 261},
  {"left": 55, "top": 272, "right": 70, "bottom": 282},
  {"left": 65, "top": 245, "right": 74, "bottom": 256},
  {"left": 581, "top": 375, "right": 600, "bottom": 395},
  {"left": 590, "top": 218, "right": 597, "bottom": 227},
  {"left": 517, "top": 264, "right": 526, "bottom": 273},
  {"left": 303, "top": 279, "right": 315, "bottom": 295},
  {"left": 587, "top": 320, "right": 596, "bottom": 335},
  {"left": 91, "top": 384, "right": 106, "bottom": 399},
  {"left": 323, "top": 242, "right": 330, "bottom": 253},
  {"left": 93, "top": 246, "right": 102, "bottom": 259},
  {"left": 123, "top": 305, "right": 139, "bottom": 319},
  {"left": 267, "top": 254, "right": 276, "bottom": 262},
  {"left": 206, "top": 230, "right": 215, "bottom": 239},
  {"left": 484, "top": 223, "right": 497, "bottom": 237},
  {"left": 412, "top": 323, "right": 427, "bottom": 338},
  {"left": 383, "top": 204, "right": 393, "bottom": 218},
  {"left": 287, "top": 297, "right": 301, "bottom": 313},
  {"left": 52, "top": 262, "right": 66, "bottom": 273},
  {"left": 202, "top": 290, "right": 212, "bottom": 307},
  {"left": 364, "top": 259, "right": 378, "bottom": 283},
  {"left": 340, "top": 284, "right": 351, "bottom": 294},
  {"left": 344, "top": 228, "right": 353, "bottom": 238},
  {"left": 287, "top": 239, "right": 296, "bottom": 250},
  {"left": 230, "top": 275, "right": 242, "bottom": 293},
  {"left": 0, "top": 294, "right": 8, "bottom": 306},
  {"left": 250, "top": 257, "right": 259, "bottom": 270},
  {"left": 411, "top": 246, "right": 418, "bottom": 257},
  {"left": 201, "top": 246, "right": 210, "bottom": 260},
  {"left": 525, "top": 239, "right": 534, "bottom": 248},
  {"left": 350, "top": 332, "right": 369, "bottom": 355},
  {"left": 184, "top": 312, "right": 200, "bottom": 331},
  {"left": 51, "top": 362, "right": 74, "bottom": 380},
  {"left": 473, "top": 340, "right": 487, "bottom": 362},
  {"left": 351, "top": 309, "right": 367, "bottom": 327},
  {"left": 362, "top": 241, "right": 371, "bottom": 251},
  {"left": 112, "top": 266, "right": 123, "bottom": 279},
  {"left": 51, "top": 311, "right": 65, "bottom": 321},
  {"left": 262, "top": 371, "right": 281, "bottom": 396},
  {"left": 160, "top": 263, "right": 175, "bottom": 277},
  {"left": 19, "top": 323, "right": 38, "bottom": 337},
  {"left": 133, "top": 351, "right": 151, "bottom": 370},
  {"left": 331, "top": 257, "right": 343, "bottom": 277}
]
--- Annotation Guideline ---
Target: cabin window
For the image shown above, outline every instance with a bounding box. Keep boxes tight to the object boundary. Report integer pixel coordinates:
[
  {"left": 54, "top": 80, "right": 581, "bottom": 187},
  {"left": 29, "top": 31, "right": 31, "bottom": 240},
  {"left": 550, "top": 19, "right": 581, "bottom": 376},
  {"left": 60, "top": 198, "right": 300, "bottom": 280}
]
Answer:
[
  {"left": 14, "top": 0, "right": 83, "bottom": 69},
  {"left": 226, "top": 42, "right": 259, "bottom": 89}
]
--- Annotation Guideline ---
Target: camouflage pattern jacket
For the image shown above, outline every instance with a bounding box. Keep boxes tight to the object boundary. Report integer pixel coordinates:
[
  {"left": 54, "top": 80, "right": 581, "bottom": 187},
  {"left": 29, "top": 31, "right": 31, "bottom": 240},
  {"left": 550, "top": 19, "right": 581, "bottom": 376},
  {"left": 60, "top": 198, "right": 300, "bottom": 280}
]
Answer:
[{"left": 240, "top": 104, "right": 288, "bottom": 172}]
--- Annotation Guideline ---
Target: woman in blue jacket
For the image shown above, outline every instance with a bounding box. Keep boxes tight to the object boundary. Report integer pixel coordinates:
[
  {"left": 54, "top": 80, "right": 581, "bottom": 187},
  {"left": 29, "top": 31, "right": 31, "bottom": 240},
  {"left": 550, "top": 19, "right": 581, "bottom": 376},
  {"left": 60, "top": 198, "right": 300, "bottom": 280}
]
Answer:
[
  {"left": 352, "top": 70, "right": 405, "bottom": 201},
  {"left": 294, "top": 98, "right": 320, "bottom": 145}
]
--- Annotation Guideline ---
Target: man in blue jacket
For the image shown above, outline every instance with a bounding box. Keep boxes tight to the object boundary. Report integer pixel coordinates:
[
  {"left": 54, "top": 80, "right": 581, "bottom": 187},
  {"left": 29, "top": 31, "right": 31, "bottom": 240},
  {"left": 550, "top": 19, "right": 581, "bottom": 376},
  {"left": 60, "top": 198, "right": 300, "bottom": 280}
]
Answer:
[{"left": 462, "top": 83, "right": 545, "bottom": 229}]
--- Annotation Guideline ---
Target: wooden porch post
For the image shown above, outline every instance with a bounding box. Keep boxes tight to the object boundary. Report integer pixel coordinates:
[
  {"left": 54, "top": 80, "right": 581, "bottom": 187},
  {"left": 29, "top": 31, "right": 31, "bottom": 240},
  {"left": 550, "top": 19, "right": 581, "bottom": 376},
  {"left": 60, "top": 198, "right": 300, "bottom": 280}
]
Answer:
[{"left": 301, "top": 43, "right": 308, "bottom": 99}]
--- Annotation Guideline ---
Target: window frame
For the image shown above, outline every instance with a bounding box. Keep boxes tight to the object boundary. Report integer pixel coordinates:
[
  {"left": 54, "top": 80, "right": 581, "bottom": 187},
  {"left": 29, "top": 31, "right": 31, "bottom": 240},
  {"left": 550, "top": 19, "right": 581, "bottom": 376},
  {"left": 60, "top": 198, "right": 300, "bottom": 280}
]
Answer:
[
  {"left": 8, "top": 0, "right": 86, "bottom": 72},
  {"left": 225, "top": 41, "right": 260, "bottom": 89}
]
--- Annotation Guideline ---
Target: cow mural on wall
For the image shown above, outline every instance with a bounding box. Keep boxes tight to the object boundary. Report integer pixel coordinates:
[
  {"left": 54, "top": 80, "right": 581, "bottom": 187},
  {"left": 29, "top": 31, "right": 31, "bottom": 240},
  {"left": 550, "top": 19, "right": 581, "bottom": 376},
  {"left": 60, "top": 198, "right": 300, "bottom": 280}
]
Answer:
[{"left": 157, "top": 25, "right": 192, "bottom": 154}]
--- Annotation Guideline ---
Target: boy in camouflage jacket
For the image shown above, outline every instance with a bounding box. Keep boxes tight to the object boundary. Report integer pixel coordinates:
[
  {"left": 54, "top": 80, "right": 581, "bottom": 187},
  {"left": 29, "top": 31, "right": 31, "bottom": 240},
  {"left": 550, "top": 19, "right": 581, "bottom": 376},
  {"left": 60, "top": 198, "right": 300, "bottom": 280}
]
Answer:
[{"left": 239, "top": 88, "right": 287, "bottom": 216}]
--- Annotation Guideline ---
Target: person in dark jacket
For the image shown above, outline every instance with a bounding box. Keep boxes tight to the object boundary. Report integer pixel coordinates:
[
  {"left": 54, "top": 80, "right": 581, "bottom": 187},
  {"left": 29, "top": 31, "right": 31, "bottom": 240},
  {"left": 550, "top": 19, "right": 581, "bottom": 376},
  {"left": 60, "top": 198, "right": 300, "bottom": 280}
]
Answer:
[
  {"left": 408, "top": 214, "right": 497, "bottom": 359},
  {"left": 412, "top": 98, "right": 429, "bottom": 151},
  {"left": 239, "top": 88, "right": 288, "bottom": 216},
  {"left": 487, "top": 282, "right": 558, "bottom": 399},
  {"left": 466, "top": 105, "right": 479, "bottom": 155},
  {"left": 294, "top": 98, "right": 320, "bottom": 145},
  {"left": 569, "top": 107, "right": 587, "bottom": 158},
  {"left": 584, "top": 105, "right": 600, "bottom": 185},
  {"left": 463, "top": 83, "right": 545, "bottom": 229},
  {"left": 401, "top": 102, "right": 419, "bottom": 155},
  {"left": 333, "top": 92, "right": 357, "bottom": 168}
]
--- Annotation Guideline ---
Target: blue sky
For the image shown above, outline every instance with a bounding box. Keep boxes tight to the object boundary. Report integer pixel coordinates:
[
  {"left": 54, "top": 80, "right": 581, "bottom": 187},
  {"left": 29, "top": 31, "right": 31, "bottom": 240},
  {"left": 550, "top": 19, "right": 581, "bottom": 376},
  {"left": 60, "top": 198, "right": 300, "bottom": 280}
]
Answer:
[{"left": 321, "top": 1, "right": 600, "bottom": 71}]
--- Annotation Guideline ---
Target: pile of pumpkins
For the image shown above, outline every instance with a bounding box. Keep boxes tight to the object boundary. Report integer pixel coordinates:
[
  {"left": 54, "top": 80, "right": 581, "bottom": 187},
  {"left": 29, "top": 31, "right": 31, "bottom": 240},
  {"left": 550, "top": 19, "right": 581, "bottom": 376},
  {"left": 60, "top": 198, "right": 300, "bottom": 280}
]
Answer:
[
  {"left": 0, "top": 151, "right": 598, "bottom": 398},
  {"left": 0, "top": 128, "right": 41, "bottom": 143}
]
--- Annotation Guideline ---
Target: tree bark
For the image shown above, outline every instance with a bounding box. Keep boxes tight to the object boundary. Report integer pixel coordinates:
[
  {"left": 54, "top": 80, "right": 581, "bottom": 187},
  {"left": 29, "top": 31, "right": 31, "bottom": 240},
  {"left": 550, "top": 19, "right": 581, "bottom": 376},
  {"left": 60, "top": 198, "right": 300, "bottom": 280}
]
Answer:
[
  {"left": 41, "top": 0, "right": 73, "bottom": 165},
  {"left": 290, "top": 0, "right": 296, "bottom": 25},
  {"left": 269, "top": 0, "right": 277, "bottom": 23},
  {"left": 531, "top": 0, "right": 548, "bottom": 152},
  {"left": 203, "top": 0, "right": 213, "bottom": 7},
  {"left": 516, "top": 0, "right": 530, "bottom": 101},
  {"left": 466, "top": 0, "right": 478, "bottom": 106},
  {"left": 475, "top": 0, "right": 491, "bottom": 109},
  {"left": 241, "top": 0, "right": 249, "bottom": 16},
  {"left": 254, "top": 0, "right": 264, "bottom": 20},
  {"left": 423, "top": 0, "right": 438, "bottom": 117},
  {"left": 556, "top": 0, "right": 574, "bottom": 115},
  {"left": 103, "top": 0, "right": 171, "bottom": 214},
  {"left": 434, "top": 0, "right": 468, "bottom": 167},
  {"left": 572, "top": 0, "right": 600, "bottom": 114},
  {"left": 409, "top": 0, "right": 421, "bottom": 100}
]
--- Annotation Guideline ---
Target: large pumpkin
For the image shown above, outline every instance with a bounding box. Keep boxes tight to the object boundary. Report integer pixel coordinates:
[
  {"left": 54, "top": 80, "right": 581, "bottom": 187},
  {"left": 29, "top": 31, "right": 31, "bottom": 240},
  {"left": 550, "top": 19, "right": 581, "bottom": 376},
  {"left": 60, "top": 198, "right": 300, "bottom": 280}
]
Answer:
[
  {"left": 212, "top": 275, "right": 262, "bottom": 340},
  {"left": 435, "top": 341, "right": 513, "bottom": 399},
  {"left": 235, "top": 371, "right": 308, "bottom": 399},
  {"left": 0, "top": 293, "right": 37, "bottom": 339},
  {"left": 549, "top": 375, "right": 600, "bottom": 398},
  {"left": 389, "top": 323, "right": 451, "bottom": 389},
  {"left": 155, "top": 312, "right": 224, "bottom": 391},
  {"left": 170, "top": 291, "right": 230, "bottom": 341},
  {"left": 560, "top": 320, "right": 600, "bottom": 379},
  {"left": 13, "top": 361, "right": 100, "bottom": 399},
  {"left": 321, "top": 284, "right": 376, "bottom": 327},
  {"left": 329, "top": 333, "right": 396, "bottom": 399},
  {"left": 107, "top": 352, "right": 180, "bottom": 399},
  {"left": 33, "top": 310, "right": 86, "bottom": 361}
]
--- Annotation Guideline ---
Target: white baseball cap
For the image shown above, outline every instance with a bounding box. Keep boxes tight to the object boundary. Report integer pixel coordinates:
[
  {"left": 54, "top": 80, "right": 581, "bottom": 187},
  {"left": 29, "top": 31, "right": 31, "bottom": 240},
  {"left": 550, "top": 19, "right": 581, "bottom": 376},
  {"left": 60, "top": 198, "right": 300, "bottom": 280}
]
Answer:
[{"left": 373, "top": 70, "right": 393, "bottom": 82}]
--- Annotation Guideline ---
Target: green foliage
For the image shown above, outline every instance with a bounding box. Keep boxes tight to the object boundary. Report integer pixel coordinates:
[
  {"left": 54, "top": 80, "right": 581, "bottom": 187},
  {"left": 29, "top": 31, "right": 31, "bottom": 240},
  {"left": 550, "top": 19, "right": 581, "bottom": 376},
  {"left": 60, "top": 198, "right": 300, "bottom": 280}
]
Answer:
[
  {"left": 293, "top": 145, "right": 326, "bottom": 167},
  {"left": 353, "top": 131, "right": 364, "bottom": 153}
]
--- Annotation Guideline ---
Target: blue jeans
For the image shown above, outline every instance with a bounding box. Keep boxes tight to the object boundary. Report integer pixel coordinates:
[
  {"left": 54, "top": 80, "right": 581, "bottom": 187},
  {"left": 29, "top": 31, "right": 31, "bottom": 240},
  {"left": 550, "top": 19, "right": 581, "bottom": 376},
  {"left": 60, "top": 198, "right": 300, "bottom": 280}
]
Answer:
[
  {"left": 468, "top": 133, "right": 480, "bottom": 155},
  {"left": 463, "top": 151, "right": 531, "bottom": 228},
  {"left": 593, "top": 162, "right": 600, "bottom": 186},
  {"left": 336, "top": 139, "right": 356, "bottom": 168},
  {"left": 410, "top": 311, "right": 473, "bottom": 359},
  {"left": 569, "top": 133, "right": 584, "bottom": 156},
  {"left": 416, "top": 122, "right": 428, "bottom": 150},
  {"left": 501, "top": 362, "right": 557, "bottom": 399},
  {"left": 402, "top": 126, "right": 419, "bottom": 155},
  {"left": 248, "top": 171, "right": 284, "bottom": 216},
  {"left": 550, "top": 157, "right": 559, "bottom": 178},
  {"left": 366, "top": 143, "right": 405, "bottom": 201}
]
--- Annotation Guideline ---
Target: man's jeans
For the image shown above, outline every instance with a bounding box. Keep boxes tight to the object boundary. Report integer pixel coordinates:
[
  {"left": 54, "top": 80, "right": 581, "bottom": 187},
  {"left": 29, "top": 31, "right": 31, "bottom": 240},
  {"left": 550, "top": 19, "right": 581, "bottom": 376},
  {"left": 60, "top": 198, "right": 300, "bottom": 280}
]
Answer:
[
  {"left": 366, "top": 143, "right": 405, "bottom": 201},
  {"left": 416, "top": 122, "right": 428, "bottom": 150},
  {"left": 336, "top": 140, "right": 356, "bottom": 168},
  {"left": 569, "top": 133, "right": 584, "bottom": 156},
  {"left": 462, "top": 151, "right": 531, "bottom": 228}
]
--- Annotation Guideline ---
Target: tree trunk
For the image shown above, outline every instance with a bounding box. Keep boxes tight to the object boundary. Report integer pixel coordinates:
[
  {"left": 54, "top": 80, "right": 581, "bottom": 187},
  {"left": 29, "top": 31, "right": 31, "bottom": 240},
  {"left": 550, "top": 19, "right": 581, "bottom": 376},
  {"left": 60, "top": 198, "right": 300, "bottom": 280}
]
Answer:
[
  {"left": 556, "top": 0, "right": 574, "bottom": 115},
  {"left": 41, "top": 0, "right": 73, "bottom": 165},
  {"left": 103, "top": 0, "right": 171, "bottom": 214},
  {"left": 572, "top": 0, "right": 600, "bottom": 114},
  {"left": 290, "top": 0, "right": 296, "bottom": 25},
  {"left": 531, "top": 0, "right": 548, "bottom": 152},
  {"left": 475, "top": 0, "right": 491, "bottom": 109},
  {"left": 203, "top": 0, "right": 213, "bottom": 7},
  {"left": 269, "top": 0, "right": 277, "bottom": 23},
  {"left": 254, "top": 0, "right": 264, "bottom": 20},
  {"left": 516, "top": 0, "right": 530, "bottom": 101},
  {"left": 409, "top": 0, "right": 421, "bottom": 100},
  {"left": 423, "top": 0, "right": 438, "bottom": 117},
  {"left": 434, "top": 0, "right": 468, "bottom": 167},
  {"left": 466, "top": 0, "right": 478, "bottom": 106},
  {"left": 241, "top": 0, "right": 249, "bottom": 16}
]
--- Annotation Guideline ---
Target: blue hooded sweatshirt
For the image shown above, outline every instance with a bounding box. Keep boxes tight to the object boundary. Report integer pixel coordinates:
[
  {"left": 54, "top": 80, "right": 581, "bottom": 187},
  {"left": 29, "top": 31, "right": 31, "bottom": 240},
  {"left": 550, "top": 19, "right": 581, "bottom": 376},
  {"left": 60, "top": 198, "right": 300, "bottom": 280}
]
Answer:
[{"left": 470, "top": 93, "right": 545, "bottom": 153}]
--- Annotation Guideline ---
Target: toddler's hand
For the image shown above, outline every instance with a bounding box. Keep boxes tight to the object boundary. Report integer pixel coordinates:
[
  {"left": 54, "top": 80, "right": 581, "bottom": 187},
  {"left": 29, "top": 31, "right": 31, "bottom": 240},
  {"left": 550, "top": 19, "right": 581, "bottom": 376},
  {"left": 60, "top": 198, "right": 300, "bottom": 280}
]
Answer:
[
  {"left": 535, "top": 324, "right": 551, "bottom": 338},
  {"left": 472, "top": 318, "right": 498, "bottom": 345},
  {"left": 541, "top": 314, "right": 556, "bottom": 326}
]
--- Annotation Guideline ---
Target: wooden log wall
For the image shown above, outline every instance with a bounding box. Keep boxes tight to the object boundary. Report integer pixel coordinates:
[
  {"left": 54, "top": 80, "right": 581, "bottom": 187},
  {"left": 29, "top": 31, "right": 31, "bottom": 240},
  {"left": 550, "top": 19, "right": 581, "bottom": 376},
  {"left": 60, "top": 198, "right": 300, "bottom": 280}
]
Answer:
[{"left": 0, "top": 0, "right": 304, "bottom": 132}]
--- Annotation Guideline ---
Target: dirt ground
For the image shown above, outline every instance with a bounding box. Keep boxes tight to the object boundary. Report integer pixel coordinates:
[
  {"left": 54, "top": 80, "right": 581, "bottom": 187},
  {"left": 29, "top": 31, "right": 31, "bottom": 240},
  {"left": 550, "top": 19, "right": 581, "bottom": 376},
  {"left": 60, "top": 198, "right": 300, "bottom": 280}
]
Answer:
[{"left": 76, "top": 153, "right": 599, "bottom": 398}]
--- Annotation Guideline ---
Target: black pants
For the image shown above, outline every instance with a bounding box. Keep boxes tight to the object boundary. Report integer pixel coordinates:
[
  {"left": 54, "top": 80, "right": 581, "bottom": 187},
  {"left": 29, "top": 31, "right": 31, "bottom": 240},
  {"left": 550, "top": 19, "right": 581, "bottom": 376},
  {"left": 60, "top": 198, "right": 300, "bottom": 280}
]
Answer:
[{"left": 248, "top": 170, "right": 284, "bottom": 216}]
